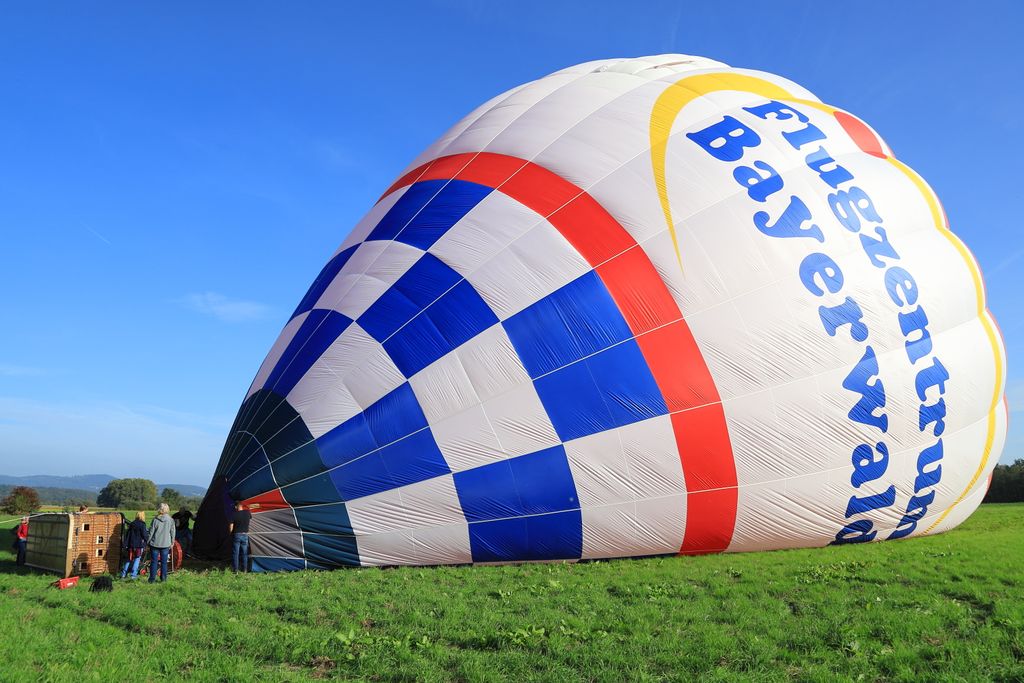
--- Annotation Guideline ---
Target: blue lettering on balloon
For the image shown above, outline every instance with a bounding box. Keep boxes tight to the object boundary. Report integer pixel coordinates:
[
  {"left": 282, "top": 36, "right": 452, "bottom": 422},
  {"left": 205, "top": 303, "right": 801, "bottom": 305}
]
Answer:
[
  {"left": 686, "top": 97, "right": 953, "bottom": 544},
  {"left": 799, "top": 252, "right": 844, "bottom": 296},
  {"left": 805, "top": 147, "right": 855, "bottom": 189},
  {"left": 845, "top": 485, "right": 897, "bottom": 518},
  {"left": 743, "top": 100, "right": 809, "bottom": 124},
  {"left": 859, "top": 225, "right": 900, "bottom": 268},
  {"left": 818, "top": 297, "right": 869, "bottom": 342},
  {"left": 828, "top": 186, "right": 882, "bottom": 232},
  {"left": 686, "top": 116, "right": 761, "bottom": 162},
  {"left": 851, "top": 442, "right": 889, "bottom": 488},
  {"left": 753, "top": 196, "right": 824, "bottom": 242},
  {"left": 842, "top": 346, "right": 888, "bottom": 432},
  {"left": 733, "top": 160, "right": 783, "bottom": 202}
]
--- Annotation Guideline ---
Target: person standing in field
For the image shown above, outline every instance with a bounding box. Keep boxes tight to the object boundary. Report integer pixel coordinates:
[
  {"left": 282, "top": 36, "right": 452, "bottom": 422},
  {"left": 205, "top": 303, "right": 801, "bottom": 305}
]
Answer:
[
  {"left": 228, "top": 501, "right": 252, "bottom": 573},
  {"left": 120, "top": 511, "right": 149, "bottom": 579},
  {"left": 147, "top": 503, "right": 175, "bottom": 583},
  {"left": 14, "top": 517, "right": 28, "bottom": 566},
  {"left": 172, "top": 506, "right": 194, "bottom": 555}
]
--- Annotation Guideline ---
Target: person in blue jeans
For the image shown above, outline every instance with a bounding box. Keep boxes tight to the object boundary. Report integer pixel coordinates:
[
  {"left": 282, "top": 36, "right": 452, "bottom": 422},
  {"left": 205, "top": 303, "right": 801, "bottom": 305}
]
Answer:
[
  {"left": 120, "top": 511, "right": 149, "bottom": 578},
  {"left": 14, "top": 517, "right": 28, "bottom": 566},
  {"left": 229, "top": 501, "right": 252, "bottom": 572},
  {"left": 147, "top": 503, "right": 175, "bottom": 583}
]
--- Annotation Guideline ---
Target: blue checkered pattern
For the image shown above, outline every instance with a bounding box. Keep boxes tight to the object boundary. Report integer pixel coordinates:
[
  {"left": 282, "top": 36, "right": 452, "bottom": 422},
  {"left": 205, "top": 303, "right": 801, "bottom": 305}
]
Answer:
[{"left": 225, "top": 177, "right": 674, "bottom": 570}]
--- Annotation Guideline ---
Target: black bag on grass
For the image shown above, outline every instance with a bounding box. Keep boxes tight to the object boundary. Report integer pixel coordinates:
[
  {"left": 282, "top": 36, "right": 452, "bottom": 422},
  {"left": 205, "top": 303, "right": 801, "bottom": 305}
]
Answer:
[{"left": 91, "top": 576, "right": 114, "bottom": 592}]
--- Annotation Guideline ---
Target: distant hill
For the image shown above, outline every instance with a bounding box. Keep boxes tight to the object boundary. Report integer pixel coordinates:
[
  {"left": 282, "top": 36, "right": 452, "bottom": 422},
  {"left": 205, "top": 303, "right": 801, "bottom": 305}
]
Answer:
[
  {"left": 0, "top": 474, "right": 116, "bottom": 492},
  {"left": 0, "top": 474, "right": 206, "bottom": 497}
]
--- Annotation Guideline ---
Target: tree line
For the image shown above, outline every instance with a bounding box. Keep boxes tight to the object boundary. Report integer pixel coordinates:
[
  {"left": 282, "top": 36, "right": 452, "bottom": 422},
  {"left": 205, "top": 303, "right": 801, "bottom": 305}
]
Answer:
[
  {"left": 95, "top": 478, "right": 203, "bottom": 511},
  {"left": 983, "top": 459, "right": 1024, "bottom": 504},
  {"left": 0, "top": 485, "right": 96, "bottom": 508},
  {"left": 1, "top": 477, "right": 203, "bottom": 515}
]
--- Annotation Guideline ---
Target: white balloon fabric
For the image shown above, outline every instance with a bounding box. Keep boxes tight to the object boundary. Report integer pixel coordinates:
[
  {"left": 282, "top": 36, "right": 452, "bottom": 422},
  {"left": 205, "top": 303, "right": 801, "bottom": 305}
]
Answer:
[{"left": 193, "top": 55, "right": 1007, "bottom": 571}]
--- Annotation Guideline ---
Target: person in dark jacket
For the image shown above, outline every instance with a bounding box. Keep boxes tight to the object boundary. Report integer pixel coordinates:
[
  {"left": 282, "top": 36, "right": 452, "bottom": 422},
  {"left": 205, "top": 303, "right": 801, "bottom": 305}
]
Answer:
[
  {"left": 120, "top": 511, "right": 149, "bottom": 578},
  {"left": 172, "top": 506, "right": 194, "bottom": 556},
  {"left": 14, "top": 517, "right": 28, "bottom": 566},
  {"left": 148, "top": 503, "right": 175, "bottom": 583},
  {"left": 228, "top": 501, "right": 252, "bottom": 573}
]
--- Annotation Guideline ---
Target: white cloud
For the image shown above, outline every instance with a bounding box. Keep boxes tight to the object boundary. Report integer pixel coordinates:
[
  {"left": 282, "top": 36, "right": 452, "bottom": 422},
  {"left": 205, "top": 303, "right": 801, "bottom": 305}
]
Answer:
[{"left": 177, "top": 291, "right": 272, "bottom": 323}]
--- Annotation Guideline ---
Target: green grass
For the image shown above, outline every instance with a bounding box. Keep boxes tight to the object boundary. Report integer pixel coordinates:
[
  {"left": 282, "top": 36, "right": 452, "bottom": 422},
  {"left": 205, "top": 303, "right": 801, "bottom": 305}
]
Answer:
[{"left": 1, "top": 505, "right": 1022, "bottom": 682}]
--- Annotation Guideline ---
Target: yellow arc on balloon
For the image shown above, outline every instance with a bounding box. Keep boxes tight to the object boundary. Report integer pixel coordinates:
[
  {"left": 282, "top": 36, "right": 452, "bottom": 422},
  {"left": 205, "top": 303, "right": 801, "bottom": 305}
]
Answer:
[{"left": 648, "top": 71, "right": 1004, "bottom": 537}]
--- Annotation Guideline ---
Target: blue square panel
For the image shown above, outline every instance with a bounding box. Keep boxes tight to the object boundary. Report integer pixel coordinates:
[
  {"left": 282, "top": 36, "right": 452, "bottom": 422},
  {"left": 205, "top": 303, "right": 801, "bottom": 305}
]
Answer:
[
  {"left": 379, "top": 429, "right": 450, "bottom": 489},
  {"left": 428, "top": 280, "right": 499, "bottom": 349},
  {"left": 401, "top": 180, "right": 491, "bottom": 250},
  {"left": 453, "top": 459, "right": 521, "bottom": 523},
  {"left": 385, "top": 281, "right": 499, "bottom": 378},
  {"left": 265, "top": 310, "right": 352, "bottom": 397},
  {"left": 367, "top": 180, "right": 491, "bottom": 250},
  {"left": 252, "top": 557, "right": 306, "bottom": 572},
  {"left": 468, "top": 510, "right": 583, "bottom": 562},
  {"left": 585, "top": 339, "right": 668, "bottom": 427},
  {"left": 358, "top": 253, "right": 463, "bottom": 343},
  {"left": 317, "top": 413, "right": 377, "bottom": 469},
  {"left": 226, "top": 434, "right": 268, "bottom": 485},
  {"left": 357, "top": 287, "right": 420, "bottom": 342},
  {"left": 383, "top": 313, "right": 451, "bottom": 379},
  {"left": 507, "top": 445, "right": 580, "bottom": 516},
  {"left": 233, "top": 461, "right": 277, "bottom": 503},
  {"left": 454, "top": 445, "right": 579, "bottom": 522},
  {"left": 280, "top": 472, "right": 344, "bottom": 507},
  {"left": 364, "top": 383, "right": 427, "bottom": 446},
  {"left": 329, "top": 451, "right": 395, "bottom": 501},
  {"left": 260, "top": 415, "right": 316, "bottom": 462},
  {"left": 291, "top": 244, "right": 358, "bottom": 319},
  {"left": 395, "top": 253, "right": 463, "bottom": 309},
  {"left": 329, "top": 429, "right": 448, "bottom": 501},
  {"left": 301, "top": 533, "right": 360, "bottom": 567},
  {"left": 270, "top": 441, "right": 325, "bottom": 488},
  {"left": 294, "top": 502, "right": 353, "bottom": 535},
  {"left": 533, "top": 359, "right": 615, "bottom": 442},
  {"left": 367, "top": 180, "right": 447, "bottom": 243},
  {"left": 503, "top": 271, "right": 633, "bottom": 378}
]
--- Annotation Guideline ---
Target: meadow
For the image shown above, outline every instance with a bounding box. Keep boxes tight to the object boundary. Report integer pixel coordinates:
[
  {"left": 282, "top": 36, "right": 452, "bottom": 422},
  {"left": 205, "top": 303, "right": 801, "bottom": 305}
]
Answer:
[{"left": 0, "top": 505, "right": 1022, "bottom": 682}]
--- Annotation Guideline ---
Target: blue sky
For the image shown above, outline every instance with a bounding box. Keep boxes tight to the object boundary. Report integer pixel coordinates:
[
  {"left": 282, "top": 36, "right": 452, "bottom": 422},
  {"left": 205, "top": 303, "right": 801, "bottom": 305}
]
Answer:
[{"left": 0, "top": 1, "right": 1020, "bottom": 486}]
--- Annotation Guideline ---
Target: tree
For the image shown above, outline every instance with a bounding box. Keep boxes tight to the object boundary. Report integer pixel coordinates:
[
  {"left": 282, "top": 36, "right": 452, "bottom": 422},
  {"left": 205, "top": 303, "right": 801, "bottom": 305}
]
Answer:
[
  {"left": 985, "top": 459, "right": 1024, "bottom": 503},
  {"left": 97, "top": 478, "right": 157, "bottom": 508},
  {"left": 161, "top": 487, "right": 183, "bottom": 508},
  {"left": 1, "top": 486, "right": 41, "bottom": 515}
]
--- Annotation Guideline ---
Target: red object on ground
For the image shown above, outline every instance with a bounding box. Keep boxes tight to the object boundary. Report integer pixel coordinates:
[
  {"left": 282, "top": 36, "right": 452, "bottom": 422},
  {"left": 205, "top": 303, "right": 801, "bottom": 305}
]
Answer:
[
  {"left": 140, "top": 540, "right": 185, "bottom": 576},
  {"left": 52, "top": 576, "right": 79, "bottom": 589}
]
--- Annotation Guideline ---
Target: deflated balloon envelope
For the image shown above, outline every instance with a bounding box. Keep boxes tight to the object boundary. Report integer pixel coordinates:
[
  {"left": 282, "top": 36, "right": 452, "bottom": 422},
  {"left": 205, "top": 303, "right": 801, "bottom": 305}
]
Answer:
[{"left": 193, "top": 54, "right": 1007, "bottom": 571}]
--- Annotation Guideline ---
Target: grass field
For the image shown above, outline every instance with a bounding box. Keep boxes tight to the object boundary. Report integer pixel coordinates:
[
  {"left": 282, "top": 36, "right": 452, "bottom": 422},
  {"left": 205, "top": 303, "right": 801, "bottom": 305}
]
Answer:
[{"left": 1, "top": 505, "right": 1022, "bottom": 682}]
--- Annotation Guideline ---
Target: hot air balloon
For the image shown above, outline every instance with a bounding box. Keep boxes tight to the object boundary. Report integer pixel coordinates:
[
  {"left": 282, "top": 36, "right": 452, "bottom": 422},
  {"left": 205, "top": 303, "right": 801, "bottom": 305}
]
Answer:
[{"left": 193, "top": 54, "right": 1007, "bottom": 571}]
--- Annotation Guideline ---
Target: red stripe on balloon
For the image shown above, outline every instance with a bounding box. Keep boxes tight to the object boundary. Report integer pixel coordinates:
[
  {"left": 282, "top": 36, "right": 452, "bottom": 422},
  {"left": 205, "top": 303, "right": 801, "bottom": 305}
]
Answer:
[
  {"left": 242, "top": 487, "right": 290, "bottom": 513},
  {"left": 833, "top": 111, "right": 888, "bottom": 159},
  {"left": 385, "top": 152, "right": 738, "bottom": 555},
  {"left": 671, "top": 405, "right": 738, "bottom": 554}
]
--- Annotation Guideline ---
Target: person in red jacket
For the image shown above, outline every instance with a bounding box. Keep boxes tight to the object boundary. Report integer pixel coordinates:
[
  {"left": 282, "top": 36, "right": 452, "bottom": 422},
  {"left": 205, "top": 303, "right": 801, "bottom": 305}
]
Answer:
[{"left": 14, "top": 517, "right": 28, "bottom": 566}]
